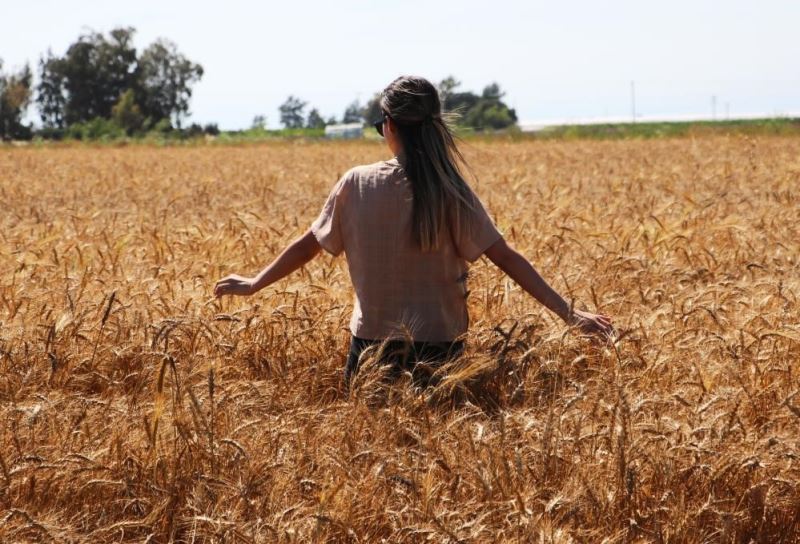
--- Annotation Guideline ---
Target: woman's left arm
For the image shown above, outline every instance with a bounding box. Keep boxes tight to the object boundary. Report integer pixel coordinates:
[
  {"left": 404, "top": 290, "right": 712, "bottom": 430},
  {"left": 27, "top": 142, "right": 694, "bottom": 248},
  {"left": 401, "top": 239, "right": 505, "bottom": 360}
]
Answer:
[
  {"left": 214, "top": 229, "right": 322, "bottom": 297},
  {"left": 484, "top": 237, "right": 614, "bottom": 338}
]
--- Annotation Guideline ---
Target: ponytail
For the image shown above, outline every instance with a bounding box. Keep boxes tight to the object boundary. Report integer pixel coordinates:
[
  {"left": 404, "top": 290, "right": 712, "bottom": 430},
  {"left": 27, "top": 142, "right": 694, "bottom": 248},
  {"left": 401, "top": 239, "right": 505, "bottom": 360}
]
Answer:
[{"left": 381, "top": 76, "right": 477, "bottom": 251}]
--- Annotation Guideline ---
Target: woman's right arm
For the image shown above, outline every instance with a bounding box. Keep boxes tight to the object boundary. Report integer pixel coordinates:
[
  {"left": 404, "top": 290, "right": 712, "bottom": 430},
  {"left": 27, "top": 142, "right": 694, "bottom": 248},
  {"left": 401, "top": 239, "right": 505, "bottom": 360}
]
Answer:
[
  {"left": 483, "top": 238, "right": 614, "bottom": 337},
  {"left": 214, "top": 229, "right": 322, "bottom": 297}
]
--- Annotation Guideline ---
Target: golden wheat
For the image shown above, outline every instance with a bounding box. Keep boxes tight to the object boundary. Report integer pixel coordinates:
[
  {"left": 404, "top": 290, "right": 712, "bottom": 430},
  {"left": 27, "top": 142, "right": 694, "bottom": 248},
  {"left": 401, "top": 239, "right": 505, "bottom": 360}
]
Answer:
[{"left": 1, "top": 136, "right": 799, "bottom": 542}]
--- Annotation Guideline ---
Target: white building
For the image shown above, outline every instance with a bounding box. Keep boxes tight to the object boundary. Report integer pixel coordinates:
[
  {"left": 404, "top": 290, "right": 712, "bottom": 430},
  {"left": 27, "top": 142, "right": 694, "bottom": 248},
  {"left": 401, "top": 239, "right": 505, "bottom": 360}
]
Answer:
[{"left": 324, "top": 123, "right": 363, "bottom": 139}]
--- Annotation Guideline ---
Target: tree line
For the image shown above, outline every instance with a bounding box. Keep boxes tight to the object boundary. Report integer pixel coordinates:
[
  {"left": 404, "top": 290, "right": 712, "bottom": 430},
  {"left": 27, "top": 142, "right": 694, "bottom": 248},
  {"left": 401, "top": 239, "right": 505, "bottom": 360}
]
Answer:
[
  {"left": 1, "top": 26, "right": 518, "bottom": 141},
  {"left": 273, "top": 76, "right": 517, "bottom": 131},
  {"left": 1, "top": 27, "right": 209, "bottom": 140}
]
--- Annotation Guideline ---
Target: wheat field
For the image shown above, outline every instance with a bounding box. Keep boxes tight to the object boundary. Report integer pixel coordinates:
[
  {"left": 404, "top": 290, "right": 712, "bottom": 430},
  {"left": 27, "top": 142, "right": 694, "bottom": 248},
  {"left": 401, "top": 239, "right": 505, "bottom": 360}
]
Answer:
[{"left": 1, "top": 136, "right": 799, "bottom": 542}]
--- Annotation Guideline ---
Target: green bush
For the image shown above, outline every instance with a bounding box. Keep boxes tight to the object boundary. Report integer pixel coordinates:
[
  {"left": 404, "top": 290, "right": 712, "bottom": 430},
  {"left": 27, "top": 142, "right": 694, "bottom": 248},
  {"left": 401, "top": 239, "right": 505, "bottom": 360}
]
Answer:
[
  {"left": 152, "top": 118, "right": 173, "bottom": 134},
  {"left": 66, "top": 117, "right": 125, "bottom": 140}
]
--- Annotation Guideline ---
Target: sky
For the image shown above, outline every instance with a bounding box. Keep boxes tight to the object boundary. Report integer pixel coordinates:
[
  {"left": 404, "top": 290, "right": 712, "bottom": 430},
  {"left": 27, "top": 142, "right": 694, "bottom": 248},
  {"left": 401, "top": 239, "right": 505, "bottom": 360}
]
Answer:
[{"left": 2, "top": 0, "right": 799, "bottom": 129}]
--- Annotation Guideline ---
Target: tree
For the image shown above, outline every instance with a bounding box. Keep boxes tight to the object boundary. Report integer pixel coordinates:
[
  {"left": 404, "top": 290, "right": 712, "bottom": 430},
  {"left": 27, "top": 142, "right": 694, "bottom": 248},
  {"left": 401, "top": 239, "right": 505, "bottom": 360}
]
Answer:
[
  {"left": 443, "top": 92, "right": 480, "bottom": 117},
  {"left": 111, "top": 89, "right": 144, "bottom": 134},
  {"left": 35, "top": 27, "right": 203, "bottom": 132},
  {"left": 306, "top": 108, "right": 325, "bottom": 129},
  {"left": 36, "top": 52, "right": 66, "bottom": 128},
  {"left": 251, "top": 114, "right": 267, "bottom": 130},
  {"left": 438, "top": 75, "right": 460, "bottom": 105},
  {"left": 434, "top": 77, "right": 517, "bottom": 131},
  {"left": 362, "top": 93, "right": 382, "bottom": 125},
  {"left": 185, "top": 123, "right": 204, "bottom": 138},
  {"left": 36, "top": 27, "right": 139, "bottom": 126},
  {"left": 0, "top": 60, "right": 33, "bottom": 140},
  {"left": 137, "top": 38, "right": 203, "bottom": 129},
  {"left": 474, "top": 82, "right": 517, "bottom": 129},
  {"left": 342, "top": 100, "right": 363, "bottom": 124},
  {"left": 481, "top": 82, "right": 504, "bottom": 100},
  {"left": 279, "top": 95, "right": 306, "bottom": 128},
  {"left": 463, "top": 101, "right": 516, "bottom": 130}
]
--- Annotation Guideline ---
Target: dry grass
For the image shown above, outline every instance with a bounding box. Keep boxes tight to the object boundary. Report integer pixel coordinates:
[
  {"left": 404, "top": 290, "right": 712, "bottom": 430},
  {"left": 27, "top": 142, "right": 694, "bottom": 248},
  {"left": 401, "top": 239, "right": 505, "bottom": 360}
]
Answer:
[{"left": 1, "top": 136, "right": 799, "bottom": 542}]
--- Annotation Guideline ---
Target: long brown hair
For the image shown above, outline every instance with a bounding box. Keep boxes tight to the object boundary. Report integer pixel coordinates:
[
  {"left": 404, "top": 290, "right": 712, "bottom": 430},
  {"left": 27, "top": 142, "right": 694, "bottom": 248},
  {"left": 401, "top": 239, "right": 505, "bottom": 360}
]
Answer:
[{"left": 380, "top": 75, "right": 476, "bottom": 251}]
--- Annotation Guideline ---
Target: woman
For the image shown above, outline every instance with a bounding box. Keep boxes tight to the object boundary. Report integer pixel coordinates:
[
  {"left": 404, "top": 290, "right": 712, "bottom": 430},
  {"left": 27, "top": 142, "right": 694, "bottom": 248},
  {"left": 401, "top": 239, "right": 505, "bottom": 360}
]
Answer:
[{"left": 214, "top": 75, "right": 613, "bottom": 385}]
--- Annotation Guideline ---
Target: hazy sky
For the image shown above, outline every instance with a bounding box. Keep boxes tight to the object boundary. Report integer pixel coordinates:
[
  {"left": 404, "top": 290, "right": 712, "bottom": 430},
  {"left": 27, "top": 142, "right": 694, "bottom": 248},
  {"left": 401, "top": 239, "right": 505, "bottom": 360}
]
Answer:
[{"left": 3, "top": 0, "right": 798, "bottom": 129}]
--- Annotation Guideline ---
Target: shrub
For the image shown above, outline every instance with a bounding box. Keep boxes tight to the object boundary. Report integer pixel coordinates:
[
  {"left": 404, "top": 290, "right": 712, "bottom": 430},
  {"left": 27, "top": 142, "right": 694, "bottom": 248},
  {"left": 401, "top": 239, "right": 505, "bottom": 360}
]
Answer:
[{"left": 66, "top": 117, "right": 125, "bottom": 140}]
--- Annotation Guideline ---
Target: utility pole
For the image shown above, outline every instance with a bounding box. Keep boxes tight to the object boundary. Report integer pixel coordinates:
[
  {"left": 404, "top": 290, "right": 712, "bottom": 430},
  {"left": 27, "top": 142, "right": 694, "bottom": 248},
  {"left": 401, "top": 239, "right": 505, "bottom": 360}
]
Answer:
[{"left": 630, "top": 81, "right": 636, "bottom": 123}]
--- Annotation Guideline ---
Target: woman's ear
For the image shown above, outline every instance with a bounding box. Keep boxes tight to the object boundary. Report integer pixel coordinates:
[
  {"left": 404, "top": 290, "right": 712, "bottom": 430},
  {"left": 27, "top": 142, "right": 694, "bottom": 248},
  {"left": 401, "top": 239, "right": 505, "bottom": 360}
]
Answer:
[
  {"left": 383, "top": 116, "right": 403, "bottom": 155},
  {"left": 384, "top": 116, "right": 395, "bottom": 136}
]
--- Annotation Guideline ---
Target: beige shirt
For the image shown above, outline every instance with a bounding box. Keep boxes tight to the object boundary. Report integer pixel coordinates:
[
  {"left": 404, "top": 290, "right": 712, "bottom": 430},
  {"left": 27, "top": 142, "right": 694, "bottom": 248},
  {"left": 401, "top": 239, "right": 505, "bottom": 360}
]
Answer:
[{"left": 311, "top": 157, "right": 502, "bottom": 342}]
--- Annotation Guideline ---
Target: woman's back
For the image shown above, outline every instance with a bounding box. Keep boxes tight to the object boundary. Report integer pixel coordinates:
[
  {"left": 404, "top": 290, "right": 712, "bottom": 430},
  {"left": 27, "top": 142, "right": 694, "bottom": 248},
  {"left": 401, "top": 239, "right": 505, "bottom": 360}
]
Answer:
[
  {"left": 312, "top": 156, "right": 501, "bottom": 342},
  {"left": 214, "top": 74, "right": 614, "bottom": 385}
]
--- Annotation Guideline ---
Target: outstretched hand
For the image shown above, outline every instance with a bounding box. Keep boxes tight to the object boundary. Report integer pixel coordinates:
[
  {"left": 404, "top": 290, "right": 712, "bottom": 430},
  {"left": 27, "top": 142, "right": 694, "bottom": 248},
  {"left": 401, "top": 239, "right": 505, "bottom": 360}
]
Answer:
[
  {"left": 214, "top": 274, "right": 256, "bottom": 297},
  {"left": 567, "top": 309, "right": 615, "bottom": 340}
]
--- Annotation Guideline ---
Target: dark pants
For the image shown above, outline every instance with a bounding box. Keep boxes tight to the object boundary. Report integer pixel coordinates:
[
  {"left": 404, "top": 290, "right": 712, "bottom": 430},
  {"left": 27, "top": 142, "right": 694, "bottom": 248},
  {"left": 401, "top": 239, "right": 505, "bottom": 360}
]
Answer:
[{"left": 345, "top": 335, "right": 464, "bottom": 387}]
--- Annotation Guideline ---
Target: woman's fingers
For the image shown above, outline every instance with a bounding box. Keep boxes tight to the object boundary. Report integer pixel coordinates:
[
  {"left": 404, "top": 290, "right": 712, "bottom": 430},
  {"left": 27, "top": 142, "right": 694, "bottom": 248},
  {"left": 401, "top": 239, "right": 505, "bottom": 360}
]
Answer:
[
  {"left": 213, "top": 275, "right": 253, "bottom": 297},
  {"left": 566, "top": 309, "right": 616, "bottom": 341},
  {"left": 213, "top": 282, "right": 224, "bottom": 297},
  {"left": 579, "top": 315, "right": 615, "bottom": 341},
  {"left": 214, "top": 275, "right": 237, "bottom": 297}
]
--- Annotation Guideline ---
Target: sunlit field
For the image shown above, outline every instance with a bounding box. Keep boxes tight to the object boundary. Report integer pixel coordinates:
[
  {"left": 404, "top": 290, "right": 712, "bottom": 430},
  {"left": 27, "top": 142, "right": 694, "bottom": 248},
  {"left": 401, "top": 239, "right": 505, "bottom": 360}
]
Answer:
[{"left": 1, "top": 136, "right": 799, "bottom": 542}]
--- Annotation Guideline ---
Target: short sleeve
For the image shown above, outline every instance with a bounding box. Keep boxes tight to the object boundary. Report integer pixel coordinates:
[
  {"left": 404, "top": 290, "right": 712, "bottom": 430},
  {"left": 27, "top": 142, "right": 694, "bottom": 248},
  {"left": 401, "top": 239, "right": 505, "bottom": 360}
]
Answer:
[
  {"left": 311, "top": 171, "right": 351, "bottom": 256},
  {"left": 454, "top": 192, "right": 503, "bottom": 262}
]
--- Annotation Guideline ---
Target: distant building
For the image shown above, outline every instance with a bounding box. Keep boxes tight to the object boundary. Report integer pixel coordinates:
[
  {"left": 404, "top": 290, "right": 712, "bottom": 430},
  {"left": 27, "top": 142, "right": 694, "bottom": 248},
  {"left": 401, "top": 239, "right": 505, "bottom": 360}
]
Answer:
[{"left": 325, "top": 123, "right": 363, "bottom": 139}]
